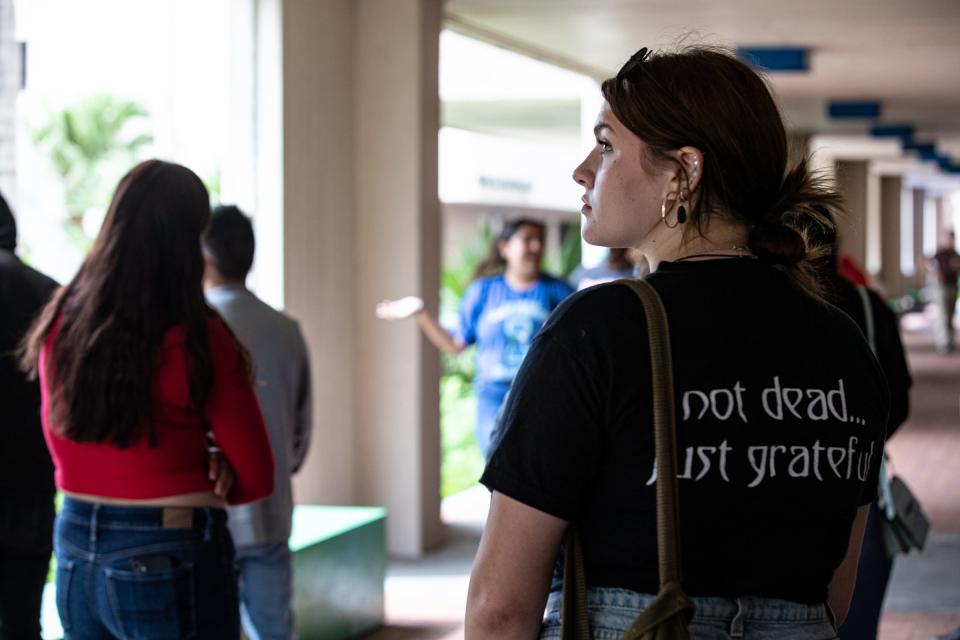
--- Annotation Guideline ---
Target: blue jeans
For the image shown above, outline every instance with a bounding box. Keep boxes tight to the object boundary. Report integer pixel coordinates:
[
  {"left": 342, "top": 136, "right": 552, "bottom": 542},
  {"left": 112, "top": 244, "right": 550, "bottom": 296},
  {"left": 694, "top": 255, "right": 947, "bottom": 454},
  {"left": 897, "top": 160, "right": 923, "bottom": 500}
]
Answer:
[
  {"left": 236, "top": 541, "right": 294, "bottom": 640},
  {"left": 541, "top": 588, "right": 838, "bottom": 640},
  {"left": 54, "top": 497, "right": 239, "bottom": 639},
  {"left": 475, "top": 380, "right": 511, "bottom": 459}
]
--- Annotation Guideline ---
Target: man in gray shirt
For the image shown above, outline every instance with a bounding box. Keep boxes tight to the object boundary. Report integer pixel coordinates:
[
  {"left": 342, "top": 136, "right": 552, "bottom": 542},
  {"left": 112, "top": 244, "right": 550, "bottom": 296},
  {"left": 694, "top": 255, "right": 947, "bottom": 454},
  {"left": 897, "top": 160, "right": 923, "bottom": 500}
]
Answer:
[{"left": 203, "top": 206, "right": 312, "bottom": 640}]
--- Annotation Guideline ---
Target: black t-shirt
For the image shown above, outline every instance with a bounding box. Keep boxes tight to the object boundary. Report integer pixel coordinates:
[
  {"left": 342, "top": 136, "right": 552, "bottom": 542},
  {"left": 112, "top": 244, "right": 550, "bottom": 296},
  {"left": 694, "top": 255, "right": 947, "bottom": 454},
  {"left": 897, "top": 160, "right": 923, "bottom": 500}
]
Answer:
[
  {"left": 481, "top": 258, "right": 889, "bottom": 604},
  {"left": 826, "top": 275, "right": 911, "bottom": 438}
]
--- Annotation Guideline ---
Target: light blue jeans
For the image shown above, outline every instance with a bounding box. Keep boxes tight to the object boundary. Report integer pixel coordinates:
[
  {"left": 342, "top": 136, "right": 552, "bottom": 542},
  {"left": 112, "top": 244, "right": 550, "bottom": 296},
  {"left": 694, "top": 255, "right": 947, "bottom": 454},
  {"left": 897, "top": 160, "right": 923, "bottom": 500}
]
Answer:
[
  {"left": 540, "top": 588, "right": 838, "bottom": 640},
  {"left": 475, "top": 380, "right": 511, "bottom": 459},
  {"left": 236, "top": 541, "right": 295, "bottom": 640}
]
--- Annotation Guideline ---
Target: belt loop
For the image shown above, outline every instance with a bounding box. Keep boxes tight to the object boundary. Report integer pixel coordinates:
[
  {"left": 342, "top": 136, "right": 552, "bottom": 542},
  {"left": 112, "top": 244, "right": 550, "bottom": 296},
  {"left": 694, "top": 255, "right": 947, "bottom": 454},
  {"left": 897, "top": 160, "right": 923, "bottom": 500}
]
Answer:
[
  {"left": 89, "top": 503, "right": 100, "bottom": 544},
  {"left": 202, "top": 507, "right": 213, "bottom": 542},
  {"left": 729, "top": 597, "right": 745, "bottom": 639}
]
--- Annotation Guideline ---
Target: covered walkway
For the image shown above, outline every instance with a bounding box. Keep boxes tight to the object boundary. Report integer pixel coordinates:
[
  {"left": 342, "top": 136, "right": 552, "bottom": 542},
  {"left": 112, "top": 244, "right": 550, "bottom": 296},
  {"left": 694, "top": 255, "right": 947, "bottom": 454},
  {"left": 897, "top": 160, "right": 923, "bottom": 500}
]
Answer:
[{"left": 364, "top": 309, "right": 960, "bottom": 640}]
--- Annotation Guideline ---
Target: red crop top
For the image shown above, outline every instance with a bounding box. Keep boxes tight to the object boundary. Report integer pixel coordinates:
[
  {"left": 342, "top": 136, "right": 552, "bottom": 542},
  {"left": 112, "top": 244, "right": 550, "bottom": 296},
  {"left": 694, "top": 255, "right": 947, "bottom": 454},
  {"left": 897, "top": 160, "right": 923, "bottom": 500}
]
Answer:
[{"left": 40, "top": 316, "right": 274, "bottom": 505}]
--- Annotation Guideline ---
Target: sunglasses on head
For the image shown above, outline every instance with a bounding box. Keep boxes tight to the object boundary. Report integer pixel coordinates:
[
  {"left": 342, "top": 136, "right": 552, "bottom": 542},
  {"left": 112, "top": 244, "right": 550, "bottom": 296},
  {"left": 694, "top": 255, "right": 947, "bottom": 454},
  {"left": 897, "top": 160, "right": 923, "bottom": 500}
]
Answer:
[{"left": 616, "top": 47, "right": 651, "bottom": 86}]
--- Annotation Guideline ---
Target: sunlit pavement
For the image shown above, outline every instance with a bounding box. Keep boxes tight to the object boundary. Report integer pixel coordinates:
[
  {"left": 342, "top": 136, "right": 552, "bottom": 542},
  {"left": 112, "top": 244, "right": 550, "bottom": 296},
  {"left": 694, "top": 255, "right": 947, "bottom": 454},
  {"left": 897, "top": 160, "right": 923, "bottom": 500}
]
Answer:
[{"left": 359, "top": 486, "right": 486, "bottom": 639}]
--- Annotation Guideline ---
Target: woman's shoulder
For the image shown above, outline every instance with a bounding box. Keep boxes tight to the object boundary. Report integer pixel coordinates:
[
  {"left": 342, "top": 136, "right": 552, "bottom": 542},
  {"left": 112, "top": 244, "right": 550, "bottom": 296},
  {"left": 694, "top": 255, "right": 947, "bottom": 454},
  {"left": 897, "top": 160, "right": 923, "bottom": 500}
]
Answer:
[{"left": 541, "top": 281, "right": 647, "bottom": 339}]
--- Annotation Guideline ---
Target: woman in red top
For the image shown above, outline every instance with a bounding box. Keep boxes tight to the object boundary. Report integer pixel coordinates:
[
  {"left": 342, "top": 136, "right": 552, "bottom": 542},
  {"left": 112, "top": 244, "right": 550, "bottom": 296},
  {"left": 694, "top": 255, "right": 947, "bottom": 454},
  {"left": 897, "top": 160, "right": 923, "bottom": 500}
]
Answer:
[{"left": 22, "top": 159, "right": 274, "bottom": 639}]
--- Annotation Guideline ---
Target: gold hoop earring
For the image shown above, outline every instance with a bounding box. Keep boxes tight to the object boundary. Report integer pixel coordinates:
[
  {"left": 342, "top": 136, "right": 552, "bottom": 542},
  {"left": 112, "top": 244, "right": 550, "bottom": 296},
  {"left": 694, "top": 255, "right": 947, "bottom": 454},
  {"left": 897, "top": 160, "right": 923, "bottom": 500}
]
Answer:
[{"left": 661, "top": 194, "right": 682, "bottom": 229}]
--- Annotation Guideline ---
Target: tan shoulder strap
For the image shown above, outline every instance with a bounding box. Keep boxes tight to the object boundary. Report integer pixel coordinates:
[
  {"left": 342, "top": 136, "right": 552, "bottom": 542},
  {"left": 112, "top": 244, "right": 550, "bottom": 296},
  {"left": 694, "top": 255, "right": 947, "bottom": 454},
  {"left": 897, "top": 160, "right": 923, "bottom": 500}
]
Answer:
[
  {"left": 561, "top": 279, "right": 686, "bottom": 640},
  {"left": 618, "top": 279, "right": 683, "bottom": 587}
]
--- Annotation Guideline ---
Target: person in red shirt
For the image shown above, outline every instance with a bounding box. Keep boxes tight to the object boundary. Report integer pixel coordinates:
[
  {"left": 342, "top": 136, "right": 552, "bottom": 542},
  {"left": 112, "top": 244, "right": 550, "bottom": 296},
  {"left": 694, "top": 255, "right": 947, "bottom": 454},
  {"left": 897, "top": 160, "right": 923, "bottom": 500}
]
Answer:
[{"left": 21, "top": 159, "right": 274, "bottom": 639}]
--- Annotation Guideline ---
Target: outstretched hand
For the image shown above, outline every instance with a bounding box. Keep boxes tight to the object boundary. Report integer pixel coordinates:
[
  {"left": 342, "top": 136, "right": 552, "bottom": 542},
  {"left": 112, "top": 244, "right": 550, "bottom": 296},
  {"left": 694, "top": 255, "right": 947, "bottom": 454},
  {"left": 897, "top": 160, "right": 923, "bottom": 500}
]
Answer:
[{"left": 376, "top": 296, "right": 425, "bottom": 320}]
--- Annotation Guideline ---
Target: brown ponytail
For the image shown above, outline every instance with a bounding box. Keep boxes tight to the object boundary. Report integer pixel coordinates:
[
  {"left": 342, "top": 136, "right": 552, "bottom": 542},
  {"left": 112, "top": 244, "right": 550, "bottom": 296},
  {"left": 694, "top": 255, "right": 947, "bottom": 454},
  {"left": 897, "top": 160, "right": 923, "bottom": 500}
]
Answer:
[{"left": 747, "top": 159, "right": 842, "bottom": 297}]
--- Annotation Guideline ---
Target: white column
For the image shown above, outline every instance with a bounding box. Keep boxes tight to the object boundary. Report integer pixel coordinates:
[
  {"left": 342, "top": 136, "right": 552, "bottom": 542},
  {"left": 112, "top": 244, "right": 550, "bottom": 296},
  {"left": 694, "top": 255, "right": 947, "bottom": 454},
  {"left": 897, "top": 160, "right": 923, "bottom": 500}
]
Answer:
[
  {"left": 276, "top": 0, "right": 443, "bottom": 557},
  {"left": 353, "top": 0, "right": 444, "bottom": 556},
  {"left": 281, "top": 0, "right": 359, "bottom": 508},
  {"left": 835, "top": 161, "right": 868, "bottom": 269},
  {"left": 879, "top": 175, "right": 904, "bottom": 298},
  {"left": 0, "top": 0, "right": 18, "bottom": 198}
]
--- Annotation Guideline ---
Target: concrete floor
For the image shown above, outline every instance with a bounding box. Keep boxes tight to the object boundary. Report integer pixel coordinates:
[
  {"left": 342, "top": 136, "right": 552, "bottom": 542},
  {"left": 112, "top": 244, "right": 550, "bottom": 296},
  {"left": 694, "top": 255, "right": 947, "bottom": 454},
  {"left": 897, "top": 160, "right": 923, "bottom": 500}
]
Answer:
[{"left": 364, "top": 307, "right": 960, "bottom": 640}]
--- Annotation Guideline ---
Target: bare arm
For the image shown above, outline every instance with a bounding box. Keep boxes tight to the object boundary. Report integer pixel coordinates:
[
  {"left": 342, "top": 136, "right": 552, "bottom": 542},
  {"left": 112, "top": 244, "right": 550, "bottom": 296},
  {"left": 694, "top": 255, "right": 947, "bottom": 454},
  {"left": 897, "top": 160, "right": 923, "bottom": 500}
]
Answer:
[
  {"left": 827, "top": 503, "right": 870, "bottom": 626},
  {"left": 376, "top": 296, "right": 466, "bottom": 355},
  {"left": 413, "top": 309, "right": 466, "bottom": 355},
  {"left": 465, "top": 492, "right": 568, "bottom": 639}
]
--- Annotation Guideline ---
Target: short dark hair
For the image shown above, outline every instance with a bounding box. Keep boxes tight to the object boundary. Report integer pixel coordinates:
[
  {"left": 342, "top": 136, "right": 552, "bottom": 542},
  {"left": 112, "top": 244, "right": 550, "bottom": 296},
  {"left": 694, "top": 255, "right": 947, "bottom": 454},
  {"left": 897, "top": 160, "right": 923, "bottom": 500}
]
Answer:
[{"left": 204, "top": 205, "right": 255, "bottom": 281}]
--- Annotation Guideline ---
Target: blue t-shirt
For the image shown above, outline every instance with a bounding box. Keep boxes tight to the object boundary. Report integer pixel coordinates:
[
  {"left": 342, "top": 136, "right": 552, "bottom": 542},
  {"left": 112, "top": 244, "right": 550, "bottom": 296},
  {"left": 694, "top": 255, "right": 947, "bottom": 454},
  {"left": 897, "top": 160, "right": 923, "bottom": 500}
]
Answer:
[{"left": 455, "top": 274, "right": 574, "bottom": 384}]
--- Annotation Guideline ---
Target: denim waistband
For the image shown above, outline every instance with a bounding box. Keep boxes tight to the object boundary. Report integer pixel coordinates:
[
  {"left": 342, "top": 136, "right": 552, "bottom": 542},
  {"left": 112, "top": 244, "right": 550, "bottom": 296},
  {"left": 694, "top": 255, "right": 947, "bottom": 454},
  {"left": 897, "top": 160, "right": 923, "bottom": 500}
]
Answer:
[
  {"left": 60, "top": 497, "right": 226, "bottom": 533},
  {"left": 546, "top": 588, "right": 831, "bottom": 623}
]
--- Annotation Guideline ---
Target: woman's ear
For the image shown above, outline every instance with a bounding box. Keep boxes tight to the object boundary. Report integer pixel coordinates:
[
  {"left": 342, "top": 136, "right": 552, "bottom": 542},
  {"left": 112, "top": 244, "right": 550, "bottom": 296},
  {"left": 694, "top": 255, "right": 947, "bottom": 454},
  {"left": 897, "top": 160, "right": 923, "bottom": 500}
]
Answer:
[{"left": 674, "top": 146, "right": 704, "bottom": 194}]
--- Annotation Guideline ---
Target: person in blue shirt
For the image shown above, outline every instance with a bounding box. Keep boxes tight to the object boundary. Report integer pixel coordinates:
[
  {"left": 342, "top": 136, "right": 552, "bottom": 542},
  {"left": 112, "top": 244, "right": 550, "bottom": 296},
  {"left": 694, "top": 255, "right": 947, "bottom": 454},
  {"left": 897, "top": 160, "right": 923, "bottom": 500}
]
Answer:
[{"left": 377, "top": 219, "right": 573, "bottom": 457}]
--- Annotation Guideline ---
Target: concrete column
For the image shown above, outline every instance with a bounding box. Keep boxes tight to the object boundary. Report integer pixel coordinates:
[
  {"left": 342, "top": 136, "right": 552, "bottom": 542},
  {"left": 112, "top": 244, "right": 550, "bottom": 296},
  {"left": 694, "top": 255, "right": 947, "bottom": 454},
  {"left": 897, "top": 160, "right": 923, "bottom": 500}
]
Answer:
[
  {"left": 278, "top": 0, "right": 442, "bottom": 557},
  {"left": 879, "top": 176, "right": 904, "bottom": 298},
  {"left": 282, "top": 0, "right": 358, "bottom": 510},
  {"left": 353, "top": 0, "right": 443, "bottom": 557},
  {"left": 0, "top": 0, "right": 17, "bottom": 198},
  {"left": 835, "top": 161, "right": 868, "bottom": 268},
  {"left": 934, "top": 196, "right": 946, "bottom": 235},
  {"left": 911, "top": 189, "right": 925, "bottom": 290}
]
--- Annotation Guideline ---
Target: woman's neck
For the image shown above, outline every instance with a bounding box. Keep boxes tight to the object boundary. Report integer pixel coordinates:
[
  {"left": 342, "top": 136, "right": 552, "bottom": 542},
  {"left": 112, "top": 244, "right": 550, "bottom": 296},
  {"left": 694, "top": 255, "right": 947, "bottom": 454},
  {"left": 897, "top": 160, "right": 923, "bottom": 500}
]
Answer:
[{"left": 641, "top": 218, "right": 750, "bottom": 271}]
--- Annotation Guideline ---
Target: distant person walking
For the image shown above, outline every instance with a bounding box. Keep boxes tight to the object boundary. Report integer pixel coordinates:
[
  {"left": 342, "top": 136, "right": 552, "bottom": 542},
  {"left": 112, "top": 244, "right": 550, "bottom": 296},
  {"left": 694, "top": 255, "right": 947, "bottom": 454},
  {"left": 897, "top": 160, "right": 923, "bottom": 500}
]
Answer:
[
  {"left": 929, "top": 230, "right": 960, "bottom": 353},
  {"left": 0, "top": 192, "right": 58, "bottom": 640},
  {"left": 203, "top": 205, "right": 313, "bottom": 640},
  {"left": 377, "top": 219, "right": 573, "bottom": 458}
]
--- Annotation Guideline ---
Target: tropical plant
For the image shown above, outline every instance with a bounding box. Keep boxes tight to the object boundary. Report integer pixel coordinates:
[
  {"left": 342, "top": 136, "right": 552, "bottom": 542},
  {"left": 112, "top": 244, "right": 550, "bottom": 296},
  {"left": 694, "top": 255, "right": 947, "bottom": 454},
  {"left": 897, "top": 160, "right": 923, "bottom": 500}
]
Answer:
[{"left": 33, "top": 94, "right": 153, "bottom": 249}]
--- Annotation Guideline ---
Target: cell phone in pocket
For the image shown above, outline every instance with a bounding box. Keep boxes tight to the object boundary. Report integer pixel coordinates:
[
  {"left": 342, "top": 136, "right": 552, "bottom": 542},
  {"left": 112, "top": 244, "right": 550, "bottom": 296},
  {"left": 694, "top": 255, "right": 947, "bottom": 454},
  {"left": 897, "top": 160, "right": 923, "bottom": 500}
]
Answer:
[{"left": 129, "top": 554, "right": 174, "bottom": 573}]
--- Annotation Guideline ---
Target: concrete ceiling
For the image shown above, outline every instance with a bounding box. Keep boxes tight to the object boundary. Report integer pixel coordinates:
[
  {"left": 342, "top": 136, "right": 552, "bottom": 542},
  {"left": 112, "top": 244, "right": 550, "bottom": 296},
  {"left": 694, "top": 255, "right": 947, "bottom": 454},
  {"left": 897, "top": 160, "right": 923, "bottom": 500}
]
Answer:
[{"left": 444, "top": 0, "right": 960, "bottom": 135}]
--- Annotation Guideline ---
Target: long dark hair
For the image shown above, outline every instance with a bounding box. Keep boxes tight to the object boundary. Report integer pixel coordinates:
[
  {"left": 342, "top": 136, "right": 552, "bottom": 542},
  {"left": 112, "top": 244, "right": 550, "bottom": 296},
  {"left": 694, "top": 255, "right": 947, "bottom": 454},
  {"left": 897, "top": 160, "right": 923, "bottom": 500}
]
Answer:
[
  {"left": 21, "top": 160, "right": 216, "bottom": 447},
  {"left": 471, "top": 217, "right": 546, "bottom": 281},
  {"left": 603, "top": 45, "right": 840, "bottom": 296}
]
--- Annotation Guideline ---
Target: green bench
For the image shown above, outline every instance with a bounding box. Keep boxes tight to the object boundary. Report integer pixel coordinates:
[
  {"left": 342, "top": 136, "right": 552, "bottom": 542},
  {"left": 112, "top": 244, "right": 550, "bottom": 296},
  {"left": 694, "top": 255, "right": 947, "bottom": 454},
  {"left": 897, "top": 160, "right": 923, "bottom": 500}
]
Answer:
[{"left": 291, "top": 505, "right": 388, "bottom": 639}]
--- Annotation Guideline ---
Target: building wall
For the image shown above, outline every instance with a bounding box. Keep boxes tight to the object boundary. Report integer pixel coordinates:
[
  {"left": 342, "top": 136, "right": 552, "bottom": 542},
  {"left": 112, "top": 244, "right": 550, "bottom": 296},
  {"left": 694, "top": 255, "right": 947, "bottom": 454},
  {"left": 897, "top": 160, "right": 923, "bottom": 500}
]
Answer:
[{"left": 0, "top": 0, "right": 18, "bottom": 198}]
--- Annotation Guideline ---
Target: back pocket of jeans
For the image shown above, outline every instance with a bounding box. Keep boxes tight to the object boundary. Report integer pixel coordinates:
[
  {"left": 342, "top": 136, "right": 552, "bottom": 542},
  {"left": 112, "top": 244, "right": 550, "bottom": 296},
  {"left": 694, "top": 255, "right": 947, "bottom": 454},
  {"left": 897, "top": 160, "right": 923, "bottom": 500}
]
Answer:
[
  {"left": 55, "top": 559, "right": 75, "bottom": 631},
  {"left": 104, "top": 557, "right": 196, "bottom": 640}
]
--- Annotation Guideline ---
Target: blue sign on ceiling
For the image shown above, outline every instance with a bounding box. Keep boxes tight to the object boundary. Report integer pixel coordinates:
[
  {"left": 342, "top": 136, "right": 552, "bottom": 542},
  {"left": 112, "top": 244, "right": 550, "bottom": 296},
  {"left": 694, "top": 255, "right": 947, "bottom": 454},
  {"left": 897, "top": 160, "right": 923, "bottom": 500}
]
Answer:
[{"left": 736, "top": 47, "right": 809, "bottom": 72}]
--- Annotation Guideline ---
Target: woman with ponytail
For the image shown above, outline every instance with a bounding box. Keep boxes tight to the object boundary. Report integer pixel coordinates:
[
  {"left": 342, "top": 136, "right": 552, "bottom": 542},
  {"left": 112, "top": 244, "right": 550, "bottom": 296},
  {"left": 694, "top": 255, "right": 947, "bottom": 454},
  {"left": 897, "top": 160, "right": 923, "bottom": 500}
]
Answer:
[
  {"left": 377, "top": 219, "right": 573, "bottom": 458},
  {"left": 467, "top": 46, "right": 889, "bottom": 639}
]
